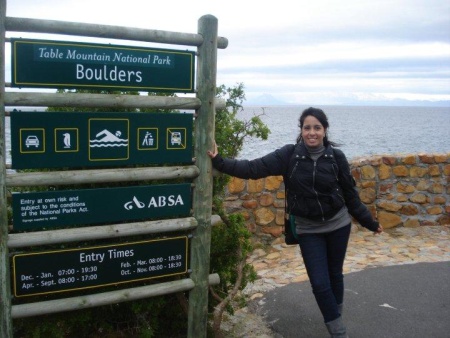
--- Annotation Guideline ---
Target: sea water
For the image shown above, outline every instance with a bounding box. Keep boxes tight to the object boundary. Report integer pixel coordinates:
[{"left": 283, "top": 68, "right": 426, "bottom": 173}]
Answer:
[
  {"left": 236, "top": 105, "right": 450, "bottom": 161},
  {"left": 4, "top": 105, "right": 450, "bottom": 164}
]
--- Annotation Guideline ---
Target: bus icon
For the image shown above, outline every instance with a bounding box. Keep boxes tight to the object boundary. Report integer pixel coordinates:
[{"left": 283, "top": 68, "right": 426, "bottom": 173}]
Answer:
[{"left": 171, "top": 132, "right": 182, "bottom": 145}]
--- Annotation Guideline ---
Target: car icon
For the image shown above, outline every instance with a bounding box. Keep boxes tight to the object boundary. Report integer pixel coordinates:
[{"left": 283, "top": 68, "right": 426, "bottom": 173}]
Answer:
[
  {"left": 171, "top": 132, "right": 182, "bottom": 145},
  {"left": 25, "top": 135, "right": 40, "bottom": 148}
]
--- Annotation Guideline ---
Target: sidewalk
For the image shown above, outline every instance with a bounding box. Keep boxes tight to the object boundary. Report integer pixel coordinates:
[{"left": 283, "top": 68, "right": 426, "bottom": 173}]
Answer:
[{"left": 221, "top": 225, "right": 450, "bottom": 337}]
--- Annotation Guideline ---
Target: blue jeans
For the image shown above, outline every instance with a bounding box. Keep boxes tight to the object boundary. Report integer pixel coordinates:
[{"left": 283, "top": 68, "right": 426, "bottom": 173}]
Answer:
[{"left": 297, "top": 224, "right": 351, "bottom": 323}]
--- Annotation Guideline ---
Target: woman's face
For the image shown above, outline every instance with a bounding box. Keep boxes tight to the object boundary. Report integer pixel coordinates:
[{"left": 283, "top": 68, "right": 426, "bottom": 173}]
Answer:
[{"left": 301, "top": 115, "right": 326, "bottom": 148}]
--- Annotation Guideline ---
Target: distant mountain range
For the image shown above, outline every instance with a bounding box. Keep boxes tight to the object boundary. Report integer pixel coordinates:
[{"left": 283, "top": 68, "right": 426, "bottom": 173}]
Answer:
[
  {"left": 245, "top": 94, "right": 288, "bottom": 106},
  {"left": 245, "top": 94, "right": 450, "bottom": 107},
  {"left": 7, "top": 94, "right": 450, "bottom": 111}
]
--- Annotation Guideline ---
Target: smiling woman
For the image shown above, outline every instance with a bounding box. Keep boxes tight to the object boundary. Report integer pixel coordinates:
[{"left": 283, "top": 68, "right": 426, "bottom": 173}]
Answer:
[{"left": 208, "top": 106, "right": 383, "bottom": 336}]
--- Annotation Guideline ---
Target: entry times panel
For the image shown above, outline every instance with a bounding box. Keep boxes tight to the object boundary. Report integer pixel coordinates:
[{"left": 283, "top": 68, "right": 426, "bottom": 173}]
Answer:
[{"left": 13, "top": 236, "right": 188, "bottom": 297}]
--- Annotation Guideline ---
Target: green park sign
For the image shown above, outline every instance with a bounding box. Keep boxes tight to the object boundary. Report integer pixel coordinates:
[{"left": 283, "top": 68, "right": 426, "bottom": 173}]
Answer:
[
  {"left": 13, "top": 236, "right": 188, "bottom": 297},
  {"left": 11, "top": 111, "right": 193, "bottom": 169},
  {"left": 11, "top": 39, "right": 195, "bottom": 92},
  {"left": 12, "top": 184, "right": 191, "bottom": 230}
]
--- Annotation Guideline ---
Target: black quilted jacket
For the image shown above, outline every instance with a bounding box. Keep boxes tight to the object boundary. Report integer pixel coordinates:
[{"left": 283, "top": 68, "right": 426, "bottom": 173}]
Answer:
[{"left": 211, "top": 143, "right": 379, "bottom": 232}]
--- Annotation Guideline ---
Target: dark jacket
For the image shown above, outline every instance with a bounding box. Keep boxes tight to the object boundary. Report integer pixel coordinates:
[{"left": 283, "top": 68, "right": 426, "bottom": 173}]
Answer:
[{"left": 211, "top": 143, "right": 379, "bottom": 232}]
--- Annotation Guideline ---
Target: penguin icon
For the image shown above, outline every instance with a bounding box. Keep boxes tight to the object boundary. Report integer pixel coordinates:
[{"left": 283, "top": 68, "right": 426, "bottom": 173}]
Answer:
[{"left": 63, "top": 133, "right": 71, "bottom": 148}]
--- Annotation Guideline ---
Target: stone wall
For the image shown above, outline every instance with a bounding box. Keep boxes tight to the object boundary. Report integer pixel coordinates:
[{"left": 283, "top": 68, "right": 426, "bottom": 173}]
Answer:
[{"left": 222, "top": 153, "right": 450, "bottom": 242}]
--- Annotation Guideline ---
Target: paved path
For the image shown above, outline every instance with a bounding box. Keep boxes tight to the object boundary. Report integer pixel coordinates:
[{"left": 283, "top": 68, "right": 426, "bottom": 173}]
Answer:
[{"left": 221, "top": 225, "right": 450, "bottom": 337}]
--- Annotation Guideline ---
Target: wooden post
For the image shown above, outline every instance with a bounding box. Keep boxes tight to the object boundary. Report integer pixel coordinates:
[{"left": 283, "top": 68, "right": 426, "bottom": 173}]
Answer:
[
  {"left": 0, "top": 0, "right": 13, "bottom": 337},
  {"left": 188, "top": 15, "right": 218, "bottom": 338}
]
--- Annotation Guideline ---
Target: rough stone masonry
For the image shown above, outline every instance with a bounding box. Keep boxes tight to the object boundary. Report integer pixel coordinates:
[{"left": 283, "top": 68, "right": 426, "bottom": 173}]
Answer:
[{"left": 222, "top": 153, "right": 450, "bottom": 243}]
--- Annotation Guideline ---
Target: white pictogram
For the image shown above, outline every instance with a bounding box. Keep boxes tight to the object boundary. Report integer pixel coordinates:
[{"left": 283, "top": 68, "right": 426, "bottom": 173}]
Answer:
[
  {"left": 124, "top": 196, "right": 146, "bottom": 210},
  {"left": 90, "top": 129, "right": 128, "bottom": 148},
  {"left": 171, "top": 132, "right": 182, "bottom": 145},
  {"left": 63, "top": 133, "right": 71, "bottom": 148},
  {"left": 142, "top": 132, "right": 154, "bottom": 146},
  {"left": 25, "top": 135, "right": 40, "bottom": 148}
]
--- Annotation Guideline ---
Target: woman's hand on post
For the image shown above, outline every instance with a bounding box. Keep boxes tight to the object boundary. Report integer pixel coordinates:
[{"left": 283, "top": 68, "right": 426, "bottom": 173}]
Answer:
[
  {"left": 207, "top": 141, "right": 218, "bottom": 159},
  {"left": 374, "top": 223, "right": 383, "bottom": 235}
]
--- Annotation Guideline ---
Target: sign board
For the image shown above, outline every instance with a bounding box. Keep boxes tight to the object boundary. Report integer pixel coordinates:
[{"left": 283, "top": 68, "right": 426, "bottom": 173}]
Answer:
[
  {"left": 12, "top": 184, "right": 191, "bottom": 230},
  {"left": 13, "top": 236, "right": 188, "bottom": 297},
  {"left": 11, "top": 112, "right": 193, "bottom": 169},
  {"left": 11, "top": 39, "right": 195, "bottom": 92}
]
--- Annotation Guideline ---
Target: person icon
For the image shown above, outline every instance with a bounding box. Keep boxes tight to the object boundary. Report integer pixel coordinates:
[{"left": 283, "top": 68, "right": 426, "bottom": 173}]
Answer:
[{"left": 142, "top": 132, "right": 154, "bottom": 146}]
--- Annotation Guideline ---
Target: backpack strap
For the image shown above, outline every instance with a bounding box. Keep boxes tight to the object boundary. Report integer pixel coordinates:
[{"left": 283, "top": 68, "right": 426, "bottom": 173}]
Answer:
[
  {"left": 331, "top": 147, "right": 357, "bottom": 189},
  {"left": 283, "top": 143, "right": 297, "bottom": 191},
  {"left": 283, "top": 144, "right": 299, "bottom": 242},
  {"left": 332, "top": 147, "right": 348, "bottom": 175}
]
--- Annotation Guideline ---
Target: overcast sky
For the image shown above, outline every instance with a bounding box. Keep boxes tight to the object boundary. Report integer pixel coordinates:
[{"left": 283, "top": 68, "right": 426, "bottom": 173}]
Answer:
[{"left": 5, "top": 0, "right": 450, "bottom": 105}]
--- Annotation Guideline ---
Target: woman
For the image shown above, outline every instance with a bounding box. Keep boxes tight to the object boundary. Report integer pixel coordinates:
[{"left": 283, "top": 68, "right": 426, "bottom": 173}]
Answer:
[{"left": 208, "top": 107, "right": 383, "bottom": 337}]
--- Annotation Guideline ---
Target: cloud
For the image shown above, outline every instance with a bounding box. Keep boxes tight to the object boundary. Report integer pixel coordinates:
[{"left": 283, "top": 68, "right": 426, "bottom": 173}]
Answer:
[{"left": 5, "top": 0, "right": 450, "bottom": 105}]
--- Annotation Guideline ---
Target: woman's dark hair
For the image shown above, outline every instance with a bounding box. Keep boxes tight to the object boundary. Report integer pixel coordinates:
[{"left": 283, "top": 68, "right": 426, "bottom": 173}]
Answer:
[{"left": 296, "top": 107, "right": 339, "bottom": 146}]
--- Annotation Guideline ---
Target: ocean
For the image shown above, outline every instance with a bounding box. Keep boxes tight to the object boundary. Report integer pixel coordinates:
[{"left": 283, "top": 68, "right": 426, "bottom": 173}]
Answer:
[
  {"left": 236, "top": 105, "right": 450, "bottom": 161},
  {"left": 4, "top": 105, "right": 450, "bottom": 164}
]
